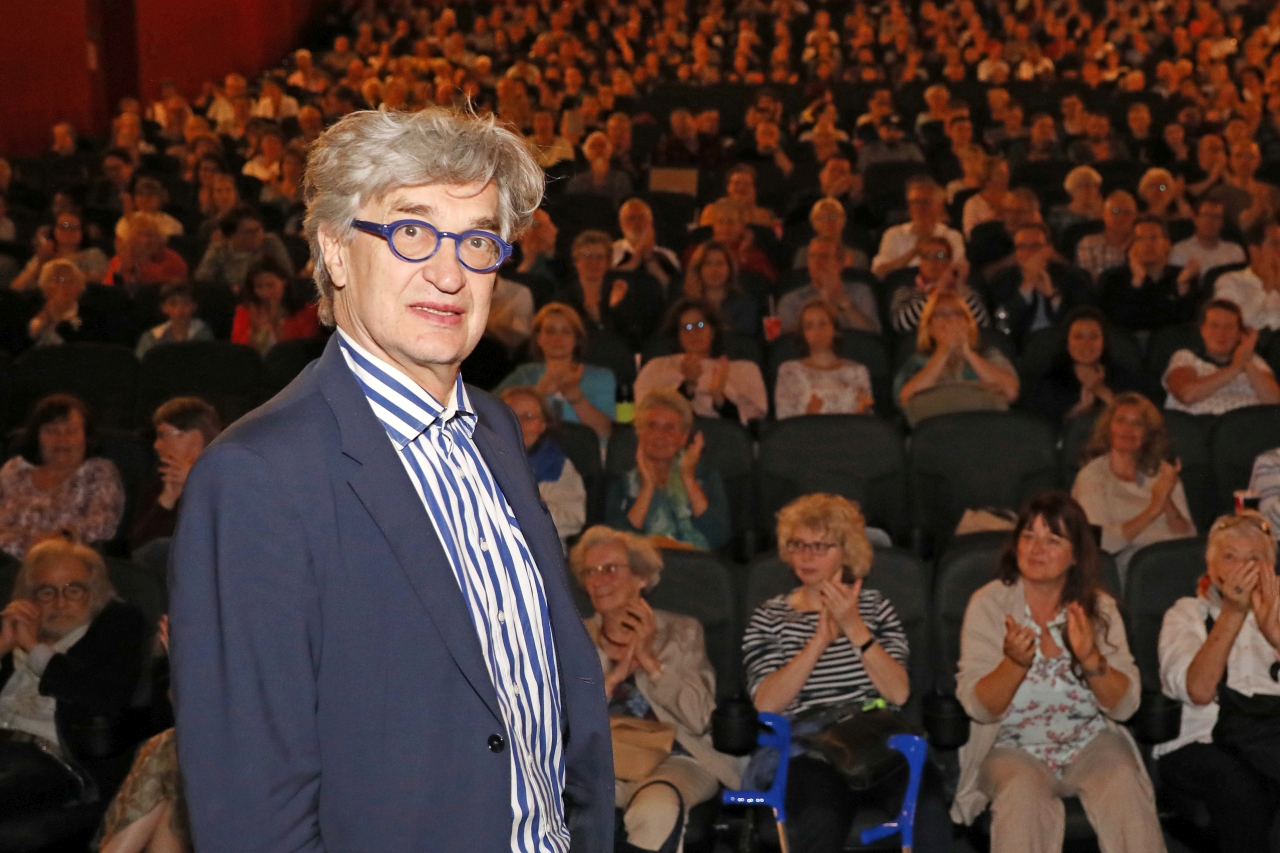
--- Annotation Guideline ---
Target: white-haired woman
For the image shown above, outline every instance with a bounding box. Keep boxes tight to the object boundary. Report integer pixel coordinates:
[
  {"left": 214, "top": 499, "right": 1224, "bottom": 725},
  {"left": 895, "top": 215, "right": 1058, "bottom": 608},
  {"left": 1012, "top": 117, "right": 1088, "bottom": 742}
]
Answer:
[
  {"left": 571, "top": 525, "right": 742, "bottom": 853},
  {"left": 1155, "top": 512, "right": 1280, "bottom": 852},
  {"left": 0, "top": 536, "right": 148, "bottom": 819},
  {"left": 1047, "top": 165, "right": 1104, "bottom": 246},
  {"left": 565, "top": 131, "right": 634, "bottom": 208}
]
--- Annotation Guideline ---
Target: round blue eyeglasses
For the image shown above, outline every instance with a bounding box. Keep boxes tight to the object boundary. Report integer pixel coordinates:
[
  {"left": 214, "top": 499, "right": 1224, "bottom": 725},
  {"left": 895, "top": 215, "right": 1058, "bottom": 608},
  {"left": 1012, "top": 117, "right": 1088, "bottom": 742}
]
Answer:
[{"left": 351, "top": 219, "right": 513, "bottom": 273}]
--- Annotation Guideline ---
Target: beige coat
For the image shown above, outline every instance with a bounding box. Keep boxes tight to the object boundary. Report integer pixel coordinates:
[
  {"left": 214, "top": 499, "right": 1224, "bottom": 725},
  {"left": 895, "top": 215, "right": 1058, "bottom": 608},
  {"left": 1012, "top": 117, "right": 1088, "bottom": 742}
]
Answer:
[
  {"left": 586, "top": 610, "right": 745, "bottom": 789},
  {"left": 951, "top": 579, "right": 1150, "bottom": 824}
]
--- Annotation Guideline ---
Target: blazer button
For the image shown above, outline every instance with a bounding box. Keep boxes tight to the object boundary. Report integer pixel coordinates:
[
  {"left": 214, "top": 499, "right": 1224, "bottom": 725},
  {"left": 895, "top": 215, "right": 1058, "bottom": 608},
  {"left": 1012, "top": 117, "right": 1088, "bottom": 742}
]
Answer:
[{"left": 488, "top": 734, "right": 506, "bottom": 753}]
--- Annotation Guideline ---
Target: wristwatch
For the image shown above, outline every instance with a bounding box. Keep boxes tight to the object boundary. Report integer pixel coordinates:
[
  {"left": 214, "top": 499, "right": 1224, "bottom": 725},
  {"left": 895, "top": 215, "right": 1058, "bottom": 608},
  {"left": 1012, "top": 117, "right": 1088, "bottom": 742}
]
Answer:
[
  {"left": 857, "top": 636, "right": 876, "bottom": 654},
  {"left": 1081, "top": 657, "right": 1108, "bottom": 678}
]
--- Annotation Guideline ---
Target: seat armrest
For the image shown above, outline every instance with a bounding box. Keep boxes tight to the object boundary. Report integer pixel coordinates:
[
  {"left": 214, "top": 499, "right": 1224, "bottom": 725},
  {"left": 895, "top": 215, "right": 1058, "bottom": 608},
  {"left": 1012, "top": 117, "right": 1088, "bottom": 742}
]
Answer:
[
  {"left": 923, "top": 693, "right": 970, "bottom": 749},
  {"left": 1130, "top": 691, "right": 1183, "bottom": 745}
]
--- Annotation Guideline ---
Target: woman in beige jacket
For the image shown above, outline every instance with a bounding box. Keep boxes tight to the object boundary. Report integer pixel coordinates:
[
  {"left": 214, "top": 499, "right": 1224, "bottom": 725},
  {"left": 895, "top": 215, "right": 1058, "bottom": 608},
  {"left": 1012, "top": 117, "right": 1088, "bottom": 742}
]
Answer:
[
  {"left": 953, "top": 492, "right": 1165, "bottom": 853},
  {"left": 570, "top": 526, "right": 743, "bottom": 853}
]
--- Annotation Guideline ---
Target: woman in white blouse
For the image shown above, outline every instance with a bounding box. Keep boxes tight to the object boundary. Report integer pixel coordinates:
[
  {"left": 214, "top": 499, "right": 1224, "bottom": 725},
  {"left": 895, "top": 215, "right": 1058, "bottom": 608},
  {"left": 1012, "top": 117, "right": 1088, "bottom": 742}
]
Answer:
[
  {"left": 1155, "top": 512, "right": 1280, "bottom": 853},
  {"left": 775, "top": 298, "right": 873, "bottom": 418},
  {"left": 634, "top": 299, "right": 767, "bottom": 425},
  {"left": 1071, "top": 393, "right": 1196, "bottom": 582}
]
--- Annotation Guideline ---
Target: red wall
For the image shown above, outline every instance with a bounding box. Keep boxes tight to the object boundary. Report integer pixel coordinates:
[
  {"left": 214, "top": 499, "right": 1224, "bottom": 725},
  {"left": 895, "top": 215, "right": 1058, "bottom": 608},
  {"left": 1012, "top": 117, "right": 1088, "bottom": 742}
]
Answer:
[
  {"left": 0, "top": 0, "right": 322, "bottom": 156},
  {"left": 0, "top": 1, "right": 104, "bottom": 155},
  {"left": 134, "top": 0, "right": 319, "bottom": 104}
]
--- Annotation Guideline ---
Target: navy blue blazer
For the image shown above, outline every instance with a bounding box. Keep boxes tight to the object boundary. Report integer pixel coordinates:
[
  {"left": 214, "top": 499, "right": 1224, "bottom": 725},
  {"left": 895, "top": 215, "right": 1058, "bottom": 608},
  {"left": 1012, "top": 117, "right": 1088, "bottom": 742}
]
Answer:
[{"left": 169, "top": 336, "right": 613, "bottom": 853}]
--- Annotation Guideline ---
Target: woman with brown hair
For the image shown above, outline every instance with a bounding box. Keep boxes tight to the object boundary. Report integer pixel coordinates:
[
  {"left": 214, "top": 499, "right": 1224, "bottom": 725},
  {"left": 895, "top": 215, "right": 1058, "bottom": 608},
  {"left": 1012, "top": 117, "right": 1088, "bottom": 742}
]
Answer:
[
  {"left": 774, "top": 298, "right": 873, "bottom": 418},
  {"left": 495, "top": 302, "right": 616, "bottom": 440},
  {"left": 682, "top": 241, "right": 758, "bottom": 336},
  {"left": 953, "top": 492, "right": 1164, "bottom": 852},
  {"left": 1071, "top": 392, "right": 1195, "bottom": 578}
]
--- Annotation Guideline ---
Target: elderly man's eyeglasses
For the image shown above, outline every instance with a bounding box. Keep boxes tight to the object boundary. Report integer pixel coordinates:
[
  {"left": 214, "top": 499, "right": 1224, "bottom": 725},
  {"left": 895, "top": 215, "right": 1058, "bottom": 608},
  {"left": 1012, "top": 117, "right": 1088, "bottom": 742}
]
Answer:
[
  {"left": 784, "top": 539, "right": 838, "bottom": 556},
  {"left": 581, "top": 563, "right": 628, "bottom": 581},
  {"left": 32, "top": 582, "right": 89, "bottom": 604},
  {"left": 681, "top": 321, "right": 708, "bottom": 332},
  {"left": 351, "top": 219, "right": 513, "bottom": 274}
]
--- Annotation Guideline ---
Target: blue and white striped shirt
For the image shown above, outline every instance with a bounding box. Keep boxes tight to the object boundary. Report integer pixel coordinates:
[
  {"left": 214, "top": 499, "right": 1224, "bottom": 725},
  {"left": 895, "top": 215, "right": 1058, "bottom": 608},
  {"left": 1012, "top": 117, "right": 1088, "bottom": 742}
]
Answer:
[{"left": 337, "top": 330, "right": 569, "bottom": 853}]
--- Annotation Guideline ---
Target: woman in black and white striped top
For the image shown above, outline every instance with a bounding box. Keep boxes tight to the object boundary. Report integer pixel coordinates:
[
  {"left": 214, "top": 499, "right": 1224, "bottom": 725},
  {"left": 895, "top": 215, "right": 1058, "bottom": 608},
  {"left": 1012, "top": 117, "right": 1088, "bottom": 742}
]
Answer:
[
  {"left": 741, "top": 494, "right": 951, "bottom": 853},
  {"left": 743, "top": 495, "right": 910, "bottom": 717}
]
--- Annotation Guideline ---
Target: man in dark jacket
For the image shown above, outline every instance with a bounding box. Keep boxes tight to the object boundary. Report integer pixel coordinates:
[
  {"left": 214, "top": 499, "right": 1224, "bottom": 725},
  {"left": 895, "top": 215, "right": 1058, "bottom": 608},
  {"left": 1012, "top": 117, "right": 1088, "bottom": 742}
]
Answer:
[{"left": 0, "top": 536, "right": 148, "bottom": 816}]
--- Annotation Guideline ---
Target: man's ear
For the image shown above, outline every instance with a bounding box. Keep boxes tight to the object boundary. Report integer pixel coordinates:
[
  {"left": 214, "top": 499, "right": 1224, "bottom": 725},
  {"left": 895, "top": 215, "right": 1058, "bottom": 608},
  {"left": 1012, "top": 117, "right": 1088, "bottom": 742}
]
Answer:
[{"left": 318, "top": 227, "right": 350, "bottom": 290}]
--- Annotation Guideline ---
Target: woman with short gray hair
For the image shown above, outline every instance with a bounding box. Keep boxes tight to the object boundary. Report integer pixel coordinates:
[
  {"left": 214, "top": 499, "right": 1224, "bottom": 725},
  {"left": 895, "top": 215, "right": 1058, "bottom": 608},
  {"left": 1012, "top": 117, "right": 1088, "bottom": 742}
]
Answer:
[
  {"left": 569, "top": 525, "right": 742, "bottom": 853},
  {"left": 303, "top": 107, "right": 544, "bottom": 325}
]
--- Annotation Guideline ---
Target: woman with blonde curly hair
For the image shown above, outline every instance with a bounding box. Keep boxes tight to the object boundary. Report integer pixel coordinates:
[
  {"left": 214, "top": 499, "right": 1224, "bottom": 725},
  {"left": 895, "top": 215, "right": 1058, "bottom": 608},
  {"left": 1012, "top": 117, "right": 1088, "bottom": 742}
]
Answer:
[
  {"left": 570, "top": 526, "right": 742, "bottom": 853},
  {"left": 742, "top": 494, "right": 950, "bottom": 853},
  {"left": 1071, "top": 392, "right": 1195, "bottom": 579}
]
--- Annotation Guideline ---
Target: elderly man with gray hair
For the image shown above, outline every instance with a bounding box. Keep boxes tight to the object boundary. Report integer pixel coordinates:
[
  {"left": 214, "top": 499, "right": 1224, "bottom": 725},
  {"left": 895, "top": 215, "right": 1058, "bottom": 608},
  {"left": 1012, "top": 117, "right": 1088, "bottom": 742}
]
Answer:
[
  {"left": 170, "top": 107, "right": 614, "bottom": 853},
  {"left": 0, "top": 536, "right": 148, "bottom": 818}
]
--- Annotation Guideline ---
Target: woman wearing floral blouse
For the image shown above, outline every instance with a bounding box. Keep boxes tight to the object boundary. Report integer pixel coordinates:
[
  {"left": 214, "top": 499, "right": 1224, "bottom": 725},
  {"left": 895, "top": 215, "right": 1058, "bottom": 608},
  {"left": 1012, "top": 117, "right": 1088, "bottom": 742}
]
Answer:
[
  {"left": 952, "top": 492, "right": 1164, "bottom": 852},
  {"left": 0, "top": 395, "right": 124, "bottom": 558}
]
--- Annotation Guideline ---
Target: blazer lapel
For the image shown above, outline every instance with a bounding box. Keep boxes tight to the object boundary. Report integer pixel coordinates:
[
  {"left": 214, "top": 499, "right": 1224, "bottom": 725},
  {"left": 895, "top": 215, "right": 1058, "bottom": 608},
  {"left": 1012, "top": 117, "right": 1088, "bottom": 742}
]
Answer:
[{"left": 315, "top": 339, "right": 503, "bottom": 723}]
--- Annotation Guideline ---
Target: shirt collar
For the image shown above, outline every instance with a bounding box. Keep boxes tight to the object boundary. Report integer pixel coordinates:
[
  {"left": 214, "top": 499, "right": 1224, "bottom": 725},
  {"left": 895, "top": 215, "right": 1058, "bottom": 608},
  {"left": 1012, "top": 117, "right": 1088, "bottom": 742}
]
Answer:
[{"left": 335, "top": 328, "right": 474, "bottom": 449}]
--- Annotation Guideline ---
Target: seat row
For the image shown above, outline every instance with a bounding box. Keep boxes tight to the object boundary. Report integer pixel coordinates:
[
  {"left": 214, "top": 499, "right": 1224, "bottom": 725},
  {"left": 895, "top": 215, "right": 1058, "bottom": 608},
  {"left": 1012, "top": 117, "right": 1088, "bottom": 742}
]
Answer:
[{"left": 557, "top": 407, "right": 1280, "bottom": 559}]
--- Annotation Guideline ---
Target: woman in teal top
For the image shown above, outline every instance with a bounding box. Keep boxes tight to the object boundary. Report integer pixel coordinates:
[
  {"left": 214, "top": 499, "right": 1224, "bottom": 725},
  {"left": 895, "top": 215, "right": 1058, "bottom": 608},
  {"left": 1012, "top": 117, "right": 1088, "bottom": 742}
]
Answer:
[
  {"left": 605, "top": 389, "right": 730, "bottom": 552},
  {"left": 496, "top": 302, "right": 616, "bottom": 440}
]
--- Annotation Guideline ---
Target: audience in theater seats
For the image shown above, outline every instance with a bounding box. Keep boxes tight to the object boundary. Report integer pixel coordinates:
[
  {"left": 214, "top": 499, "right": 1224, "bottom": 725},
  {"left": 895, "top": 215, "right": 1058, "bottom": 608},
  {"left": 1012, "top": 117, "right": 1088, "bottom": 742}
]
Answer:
[
  {"left": 98, "top": 615, "right": 186, "bottom": 853},
  {"left": 681, "top": 242, "right": 758, "bottom": 337},
  {"left": 1212, "top": 220, "right": 1280, "bottom": 332},
  {"left": 606, "top": 390, "right": 728, "bottom": 552},
  {"left": 1163, "top": 299, "right": 1280, "bottom": 415},
  {"left": 557, "top": 230, "right": 663, "bottom": 352},
  {"left": 634, "top": 299, "right": 767, "bottom": 425},
  {"left": 961, "top": 155, "right": 1012, "bottom": 239},
  {"left": 886, "top": 236, "right": 988, "bottom": 334},
  {"left": 952, "top": 492, "right": 1164, "bottom": 852},
  {"left": 496, "top": 302, "right": 616, "bottom": 440},
  {"left": 11, "top": 211, "right": 109, "bottom": 294},
  {"left": 791, "top": 196, "right": 867, "bottom": 273},
  {"left": 743, "top": 493, "right": 952, "bottom": 853},
  {"left": 193, "top": 205, "right": 293, "bottom": 295},
  {"left": 25, "top": 260, "right": 97, "bottom": 350},
  {"left": 871, "top": 178, "right": 966, "bottom": 280},
  {"left": 0, "top": 395, "right": 124, "bottom": 559},
  {"left": 698, "top": 200, "right": 777, "bottom": 285},
  {"left": 1169, "top": 198, "right": 1245, "bottom": 286},
  {"left": 230, "top": 259, "right": 320, "bottom": 356},
  {"left": 1046, "top": 166, "right": 1104, "bottom": 248},
  {"left": 129, "top": 397, "right": 220, "bottom": 552},
  {"left": 1097, "top": 216, "right": 1199, "bottom": 333},
  {"left": 501, "top": 388, "right": 585, "bottom": 550},
  {"left": 571, "top": 526, "right": 742, "bottom": 853},
  {"left": 988, "top": 222, "right": 1090, "bottom": 345},
  {"left": 484, "top": 275, "right": 535, "bottom": 354},
  {"left": 1075, "top": 191, "right": 1138, "bottom": 284},
  {"left": 777, "top": 237, "right": 879, "bottom": 335},
  {"left": 613, "top": 199, "right": 682, "bottom": 301},
  {"left": 1071, "top": 394, "right": 1196, "bottom": 579},
  {"left": 0, "top": 536, "right": 148, "bottom": 820},
  {"left": 103, "top": 213, "right": 188, "bottom": 292},
  {"left": 1250, "top": 447, "right": 1280, "bottom": 539},
  {"left": 895, "top": 290, "right": 1019, "bottom": 425},
  {"left": 565, "top": 131, "right": 633, "bottom": 209},
  {"left": 1024, "top": 307, "right": 1149, "bottom": 426},
  {"left": 135, "top": 282, "right": 214, "bottom": 360},
  {"left": 1155, "top": 511, "right": 1280, "bottom": 853},
  {"left": 775, "top": 298, "right": 873, "bottom": 418}
]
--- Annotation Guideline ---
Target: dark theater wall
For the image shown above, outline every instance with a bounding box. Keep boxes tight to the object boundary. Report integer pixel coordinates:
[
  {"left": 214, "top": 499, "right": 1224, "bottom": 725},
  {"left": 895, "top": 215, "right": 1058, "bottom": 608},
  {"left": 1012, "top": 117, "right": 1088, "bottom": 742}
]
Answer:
[
  {"left": 134, "top": 0, "right": 320, "bottom": 103},
  {"left": 0, "top": 1, "right": 103, "bottom": 154},
  {"left": 0, "top": 0, "right": 322, "bottom": 155}
]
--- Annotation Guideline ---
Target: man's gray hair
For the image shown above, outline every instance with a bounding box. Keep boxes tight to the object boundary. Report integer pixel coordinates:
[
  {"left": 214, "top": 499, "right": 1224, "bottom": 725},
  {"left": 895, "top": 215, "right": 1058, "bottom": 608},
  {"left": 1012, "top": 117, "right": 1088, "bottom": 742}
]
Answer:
[
  {"left": 303, "top": 107, "right": 545, "bottom": 325},
  {"left": 13, "top": 536, "right": 116, "bottom": 617}
]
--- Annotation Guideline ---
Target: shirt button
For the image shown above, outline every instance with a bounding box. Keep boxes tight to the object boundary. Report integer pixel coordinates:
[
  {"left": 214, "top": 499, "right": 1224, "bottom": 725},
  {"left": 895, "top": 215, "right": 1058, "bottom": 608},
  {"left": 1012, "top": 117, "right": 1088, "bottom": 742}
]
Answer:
[
  {"left": 488, "top": 734, "right": 506, "bottom": 753},
  {"left": 481, "top": 540, "right": 490, "bottom": 551},
  {"left": 497, "top": 610, "right": 505, "bottom": 623}
]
